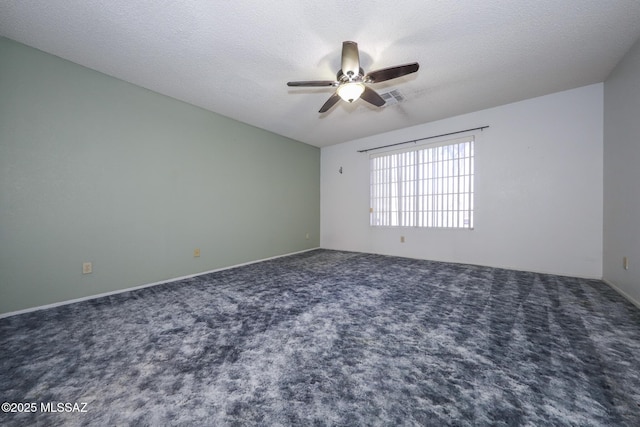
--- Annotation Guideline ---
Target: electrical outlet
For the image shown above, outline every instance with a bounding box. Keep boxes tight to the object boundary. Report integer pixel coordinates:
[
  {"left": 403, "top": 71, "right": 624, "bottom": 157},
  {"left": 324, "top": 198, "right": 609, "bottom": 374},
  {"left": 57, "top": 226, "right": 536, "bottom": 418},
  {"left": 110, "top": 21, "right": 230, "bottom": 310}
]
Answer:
[
  {"left": 194, "top": 248, "right": 201, "bottom": 258},
  {"left": 400, "top": 236, "right": 405, "bottom": 243},
  {"left": 82, "top": 262, "right": 92, "bottom": 274},
  {"left": 306, "top": 233, "right": 310, "bottom": 240}
]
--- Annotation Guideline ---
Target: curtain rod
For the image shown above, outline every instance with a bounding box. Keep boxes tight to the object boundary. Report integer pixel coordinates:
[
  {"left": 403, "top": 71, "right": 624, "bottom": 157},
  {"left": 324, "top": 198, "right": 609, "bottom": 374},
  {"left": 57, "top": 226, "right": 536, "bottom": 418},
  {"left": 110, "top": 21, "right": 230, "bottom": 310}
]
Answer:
[{"left": 357, "top": 126, "right": 489, "bottom": 153}]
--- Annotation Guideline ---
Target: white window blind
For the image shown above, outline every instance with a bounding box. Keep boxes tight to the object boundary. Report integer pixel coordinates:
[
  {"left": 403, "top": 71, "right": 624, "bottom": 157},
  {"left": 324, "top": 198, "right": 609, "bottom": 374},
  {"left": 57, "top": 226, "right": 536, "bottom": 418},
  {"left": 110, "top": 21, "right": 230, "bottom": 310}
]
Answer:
[{"left": 370, "top": 136, "right": 474, "bottom": 228}]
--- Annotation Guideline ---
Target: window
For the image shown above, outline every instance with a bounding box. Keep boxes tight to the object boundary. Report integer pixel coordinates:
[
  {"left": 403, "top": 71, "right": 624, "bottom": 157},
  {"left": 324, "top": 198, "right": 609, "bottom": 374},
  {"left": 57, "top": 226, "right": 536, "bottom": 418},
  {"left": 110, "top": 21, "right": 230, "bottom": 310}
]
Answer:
[{"left": 370, "top": 136, "right": 474, "bottom": 228}]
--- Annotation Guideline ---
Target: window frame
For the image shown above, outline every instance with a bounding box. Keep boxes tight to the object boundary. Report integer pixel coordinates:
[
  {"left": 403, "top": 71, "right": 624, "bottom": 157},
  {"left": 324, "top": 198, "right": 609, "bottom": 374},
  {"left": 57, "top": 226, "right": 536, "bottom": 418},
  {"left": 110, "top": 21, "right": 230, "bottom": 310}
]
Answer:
[{"left": 369, "top": 135, "right": 475, "bottom": 229}]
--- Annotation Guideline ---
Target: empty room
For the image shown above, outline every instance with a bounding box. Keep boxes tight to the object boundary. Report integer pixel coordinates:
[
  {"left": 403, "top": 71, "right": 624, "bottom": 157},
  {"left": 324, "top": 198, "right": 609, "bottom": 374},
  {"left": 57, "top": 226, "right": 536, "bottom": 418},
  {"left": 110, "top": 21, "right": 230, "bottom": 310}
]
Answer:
[{"left": 1, "top": 1, "right": 640, "bottom": 425}]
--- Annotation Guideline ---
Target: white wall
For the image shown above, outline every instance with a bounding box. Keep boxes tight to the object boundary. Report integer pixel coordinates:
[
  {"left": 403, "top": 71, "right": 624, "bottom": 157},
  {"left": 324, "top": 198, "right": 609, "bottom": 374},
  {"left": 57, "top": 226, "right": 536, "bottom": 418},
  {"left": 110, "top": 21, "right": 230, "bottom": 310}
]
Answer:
[
  {"left": 321, "top": 84, "right": 603, "bottom": 278},
  {"left": 603, "top": 37, "right": 640, "bottom": 306}
]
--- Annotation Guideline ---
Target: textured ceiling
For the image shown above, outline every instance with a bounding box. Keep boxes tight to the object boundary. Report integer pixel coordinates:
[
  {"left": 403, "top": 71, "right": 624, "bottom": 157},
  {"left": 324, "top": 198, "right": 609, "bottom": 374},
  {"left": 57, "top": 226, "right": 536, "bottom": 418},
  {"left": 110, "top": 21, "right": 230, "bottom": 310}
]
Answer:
[{"left": 1, "top": 1, "right": 640, "bottom": 147}]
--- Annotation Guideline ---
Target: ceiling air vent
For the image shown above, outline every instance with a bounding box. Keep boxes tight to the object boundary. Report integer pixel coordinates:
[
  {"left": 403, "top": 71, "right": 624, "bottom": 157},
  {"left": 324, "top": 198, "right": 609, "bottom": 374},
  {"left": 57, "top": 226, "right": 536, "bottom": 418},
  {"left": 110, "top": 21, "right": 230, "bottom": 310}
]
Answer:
[{"left": 379, "top": 89, "right": 406, "bottom": 107}]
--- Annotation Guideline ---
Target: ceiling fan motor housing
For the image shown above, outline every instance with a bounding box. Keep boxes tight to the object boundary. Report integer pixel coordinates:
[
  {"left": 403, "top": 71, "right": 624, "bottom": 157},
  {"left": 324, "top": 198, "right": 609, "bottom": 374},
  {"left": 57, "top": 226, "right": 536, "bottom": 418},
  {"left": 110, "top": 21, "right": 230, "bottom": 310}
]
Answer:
[{"left": 337, "top": 68, "right": 366, "bottom": 83}]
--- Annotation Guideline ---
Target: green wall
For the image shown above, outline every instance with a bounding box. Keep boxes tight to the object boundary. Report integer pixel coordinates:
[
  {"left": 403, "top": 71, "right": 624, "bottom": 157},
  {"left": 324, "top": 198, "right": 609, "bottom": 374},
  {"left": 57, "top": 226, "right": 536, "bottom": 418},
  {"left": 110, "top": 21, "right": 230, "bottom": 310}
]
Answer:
[{"left": 0, "top": 37, "right": 320, "bottom": 314}]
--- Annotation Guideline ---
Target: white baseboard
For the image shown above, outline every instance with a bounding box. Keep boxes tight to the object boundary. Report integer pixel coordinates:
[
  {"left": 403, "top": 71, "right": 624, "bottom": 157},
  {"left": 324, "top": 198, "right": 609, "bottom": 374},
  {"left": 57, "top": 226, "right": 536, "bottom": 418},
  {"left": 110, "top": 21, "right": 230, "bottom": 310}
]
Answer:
[
  {"left": 602, "top": 279, "right": 640, "bottom": 310},
  {"left": 0, "top": 247, "right": 320, "bottom": 319}
]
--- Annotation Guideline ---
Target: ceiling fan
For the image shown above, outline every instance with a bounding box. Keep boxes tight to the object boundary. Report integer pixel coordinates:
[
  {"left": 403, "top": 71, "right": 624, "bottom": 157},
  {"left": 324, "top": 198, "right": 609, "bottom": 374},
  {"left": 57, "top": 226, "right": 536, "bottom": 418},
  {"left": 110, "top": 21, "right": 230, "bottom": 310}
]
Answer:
[{"left": 287, "top": 41, "right": 419, "bottom": 113}]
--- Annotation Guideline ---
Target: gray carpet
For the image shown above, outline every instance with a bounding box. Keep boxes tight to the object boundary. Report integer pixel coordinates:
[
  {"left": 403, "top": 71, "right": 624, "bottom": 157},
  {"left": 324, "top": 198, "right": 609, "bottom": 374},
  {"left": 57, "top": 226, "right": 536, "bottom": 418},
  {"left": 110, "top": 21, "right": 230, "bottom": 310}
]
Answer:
[{"left": 1, "top": 249, "right": 640, "bottom": 426}]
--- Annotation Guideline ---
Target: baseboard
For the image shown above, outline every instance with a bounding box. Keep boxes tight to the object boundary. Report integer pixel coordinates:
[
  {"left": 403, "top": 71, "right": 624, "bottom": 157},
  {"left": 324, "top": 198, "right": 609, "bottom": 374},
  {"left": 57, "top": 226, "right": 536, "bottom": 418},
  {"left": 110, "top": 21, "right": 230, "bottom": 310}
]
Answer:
[
  {"left": 361, "top": 248, "right": 603, "bottom": 280},
  {"left": 602, "top": 278, "right": 640, "bottom": 310},
  {"left": 0, "top": 247, "right": 320, "bottom": 319}
]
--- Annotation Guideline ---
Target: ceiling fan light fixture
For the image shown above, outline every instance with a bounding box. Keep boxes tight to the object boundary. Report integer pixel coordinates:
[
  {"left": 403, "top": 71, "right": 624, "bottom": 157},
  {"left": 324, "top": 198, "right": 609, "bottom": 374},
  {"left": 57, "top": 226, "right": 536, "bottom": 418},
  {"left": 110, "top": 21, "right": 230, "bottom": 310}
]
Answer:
[
  {"left": 337, "top": 82, "right": 365, "bottom": 103},
  {"left": 287, "top": 41, "right": 419, "bottom": 113}
]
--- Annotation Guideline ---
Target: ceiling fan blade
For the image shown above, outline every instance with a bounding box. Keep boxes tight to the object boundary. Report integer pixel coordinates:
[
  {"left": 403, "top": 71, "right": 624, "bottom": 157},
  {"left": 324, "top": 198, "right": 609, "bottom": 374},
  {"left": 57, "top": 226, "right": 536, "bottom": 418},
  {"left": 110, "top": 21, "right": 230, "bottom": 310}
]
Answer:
[
  {"left": 319, "top": 93, "right": 341, "bottom": 113},
  {"left": 341, "top": 41, "right": 361, "bottom": 77},
  {"left": 287, "top": 80, "right": 336, "bottom": 87},
  {"left": 360, "top": 86, "right": 385, "bottom": 107},
  {"left": 366, "top": 62, "right": 419, "bottom": 83}
]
